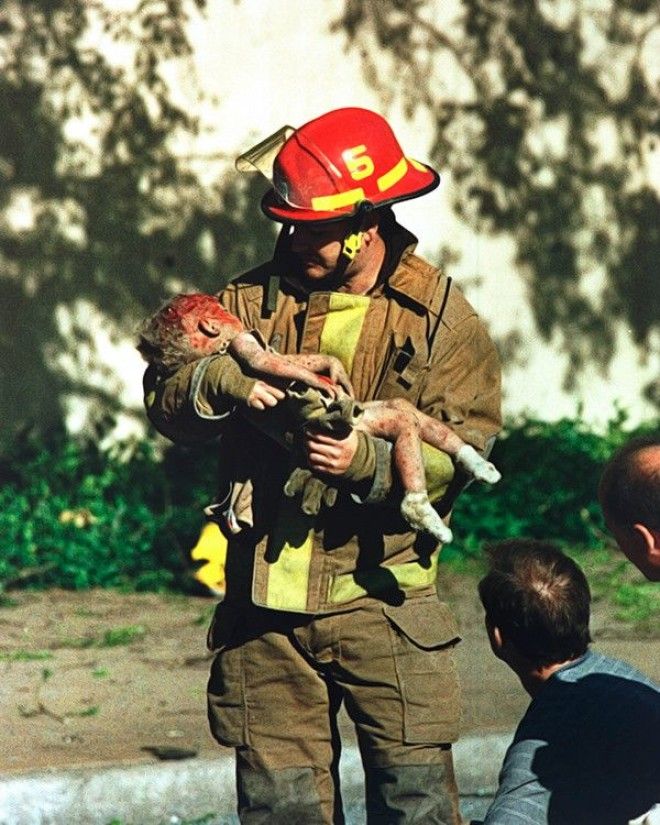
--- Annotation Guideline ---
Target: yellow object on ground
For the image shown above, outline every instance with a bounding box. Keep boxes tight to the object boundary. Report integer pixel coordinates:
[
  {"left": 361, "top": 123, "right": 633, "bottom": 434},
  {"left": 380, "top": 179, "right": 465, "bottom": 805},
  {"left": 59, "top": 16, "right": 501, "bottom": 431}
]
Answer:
[{"left": 190, "top": 522, "right": 227, "bottom": 597}]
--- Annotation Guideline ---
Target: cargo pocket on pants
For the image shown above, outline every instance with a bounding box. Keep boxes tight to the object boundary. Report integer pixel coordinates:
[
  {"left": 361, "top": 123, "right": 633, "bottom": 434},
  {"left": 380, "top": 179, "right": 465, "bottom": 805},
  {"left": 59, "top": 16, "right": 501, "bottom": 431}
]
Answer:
[
  {"left": 384, "top": 597, "right": 462, "bottom": 744},
  {"left": 206, "top": 601, "right": 248, "bottom": 748}
]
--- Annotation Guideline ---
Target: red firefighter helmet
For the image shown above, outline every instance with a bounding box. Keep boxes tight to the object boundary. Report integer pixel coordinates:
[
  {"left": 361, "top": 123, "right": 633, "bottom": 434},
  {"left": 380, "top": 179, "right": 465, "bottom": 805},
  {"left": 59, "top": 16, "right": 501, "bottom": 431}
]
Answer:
[{"left": 236, "top": 107, "right": 440, "bottom": 224}]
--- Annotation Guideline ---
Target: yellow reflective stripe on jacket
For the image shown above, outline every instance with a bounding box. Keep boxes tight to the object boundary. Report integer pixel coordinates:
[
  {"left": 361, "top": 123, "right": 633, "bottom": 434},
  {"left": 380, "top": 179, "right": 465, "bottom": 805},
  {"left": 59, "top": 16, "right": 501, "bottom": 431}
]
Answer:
[
  {"left": 328, "top": 553, "right": 440, "bottom": 605},
  {"left": 318, "top": 293, "right": 370, "bottom": 375},
  {"left": 264, "top": 497, "right": 315, "bottom": 611},
  {"left": 263, "top": 294, "right": 370, "bottom": 611}
]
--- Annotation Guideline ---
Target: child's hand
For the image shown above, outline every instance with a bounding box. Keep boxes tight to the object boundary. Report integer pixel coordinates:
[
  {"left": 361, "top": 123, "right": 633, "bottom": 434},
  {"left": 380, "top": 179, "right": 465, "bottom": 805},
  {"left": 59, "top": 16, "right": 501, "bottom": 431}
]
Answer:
[
  {"left": 327, "top": 362, "right": 353, "bottom": 397},
  {"left": 247, "top": 381, "right": 286, "bottom": 410}
]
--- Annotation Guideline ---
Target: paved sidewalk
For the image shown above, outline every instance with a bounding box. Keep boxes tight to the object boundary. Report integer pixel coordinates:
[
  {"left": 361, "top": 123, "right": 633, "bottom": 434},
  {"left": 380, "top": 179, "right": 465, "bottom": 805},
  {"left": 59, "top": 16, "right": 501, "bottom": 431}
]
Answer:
[{"left": 0, "top": 732, "right": 511, "bottom": 825}]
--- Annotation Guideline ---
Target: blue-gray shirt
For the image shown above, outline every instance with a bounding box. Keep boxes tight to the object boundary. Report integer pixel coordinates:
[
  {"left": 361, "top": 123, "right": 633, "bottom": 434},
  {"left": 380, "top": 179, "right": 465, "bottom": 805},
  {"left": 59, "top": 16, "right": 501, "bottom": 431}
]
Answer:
[{"left": 483, "top": 649, "right": 660, "bottom": 825}]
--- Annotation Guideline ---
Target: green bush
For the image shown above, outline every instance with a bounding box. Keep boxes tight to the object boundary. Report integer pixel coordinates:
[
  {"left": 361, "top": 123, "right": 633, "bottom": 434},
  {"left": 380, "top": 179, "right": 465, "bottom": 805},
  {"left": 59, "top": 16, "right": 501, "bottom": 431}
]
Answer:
[
  {"left": 449, "top": 411, "right": 658, "bottom": 559},
  {"left": 0, "top": 412, "right": 657, "bottom": 593},
  {"left": 0, "top": 427, "right": 218, "bottom": 592}
]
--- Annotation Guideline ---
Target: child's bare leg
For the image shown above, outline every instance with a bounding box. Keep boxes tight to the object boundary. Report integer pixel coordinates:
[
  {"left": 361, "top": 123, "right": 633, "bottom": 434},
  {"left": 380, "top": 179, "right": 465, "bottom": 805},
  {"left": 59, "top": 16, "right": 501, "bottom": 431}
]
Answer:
[
  {"left": 359, "top": 406, "right": 453, "bottom": 543},
  {"left": 370, "top": 398, "right": 501, "bottom": 484},
  {"left": 418, "top": 412, "right": 501, "bottom": 483}
]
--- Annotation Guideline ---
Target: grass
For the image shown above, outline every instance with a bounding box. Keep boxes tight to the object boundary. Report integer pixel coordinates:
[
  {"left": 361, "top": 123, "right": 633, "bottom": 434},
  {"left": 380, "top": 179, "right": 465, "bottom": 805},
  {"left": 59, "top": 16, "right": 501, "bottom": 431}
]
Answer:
[
  {"left": 0, "top": 650, "right": 54, "bottom": 662},
  {"left": 613, "top": 582, "right": 659, "bottom": 628},
  {"left": 106, "top": 815, "right": 217, "bottom": 825},
  {"left": 569, "top": 544, "right": 660, "bottom": 632},
  {"left": 77, "top": 705, "right": 100, "bottom": 717},
  {"left": 74, "top": 606, "right": 102, "bottom": 618},
  {"left": 443, "top": 541, "right": 659, "bottom": 635},
  {"left": 100, "top": 624, "right": 146, "bottom": 646},
  {"left": 193, "top": 604, "right": 216, "bottom": 626},
  {"left": 57, "top": 624, "right": 147, "bottom": 649}
]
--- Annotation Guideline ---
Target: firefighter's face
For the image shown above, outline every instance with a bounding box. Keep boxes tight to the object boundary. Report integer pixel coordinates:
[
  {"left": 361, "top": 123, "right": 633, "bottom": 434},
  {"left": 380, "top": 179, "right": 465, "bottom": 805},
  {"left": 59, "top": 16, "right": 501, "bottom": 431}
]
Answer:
[{"left": 289, "top": 221, "right": 351, "bottom": 281}]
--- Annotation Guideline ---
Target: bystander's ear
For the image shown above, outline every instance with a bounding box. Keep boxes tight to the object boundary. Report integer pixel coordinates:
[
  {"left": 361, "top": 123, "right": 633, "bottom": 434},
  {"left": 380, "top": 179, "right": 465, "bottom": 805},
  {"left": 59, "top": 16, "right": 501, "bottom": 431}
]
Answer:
[
  {"left": 484, "top": 616, "right": 505, "bottom": 660},
  {"left": 632, "top": 523, "right": 660, "bottom": 581}
]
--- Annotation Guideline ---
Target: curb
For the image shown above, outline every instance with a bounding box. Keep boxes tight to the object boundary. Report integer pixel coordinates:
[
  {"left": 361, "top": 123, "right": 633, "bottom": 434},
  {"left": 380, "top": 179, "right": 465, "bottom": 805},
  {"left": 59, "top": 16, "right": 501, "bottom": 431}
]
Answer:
[{"left": 0, "top": 732, "right": 513, "bottom": 824}]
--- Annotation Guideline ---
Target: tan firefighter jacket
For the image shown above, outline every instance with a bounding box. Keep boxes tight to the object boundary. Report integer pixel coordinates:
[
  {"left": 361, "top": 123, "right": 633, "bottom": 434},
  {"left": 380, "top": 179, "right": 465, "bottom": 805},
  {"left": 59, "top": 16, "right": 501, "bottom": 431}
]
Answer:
[{"left": 143, "top": 219, "right": 502, "bottom": 614}]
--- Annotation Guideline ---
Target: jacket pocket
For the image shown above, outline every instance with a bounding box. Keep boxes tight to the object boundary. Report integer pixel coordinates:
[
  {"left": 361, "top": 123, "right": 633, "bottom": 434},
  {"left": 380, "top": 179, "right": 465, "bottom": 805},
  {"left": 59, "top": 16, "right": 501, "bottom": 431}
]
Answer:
[{"left": 384, "top": 597, "right": 462, "bottom": 744}]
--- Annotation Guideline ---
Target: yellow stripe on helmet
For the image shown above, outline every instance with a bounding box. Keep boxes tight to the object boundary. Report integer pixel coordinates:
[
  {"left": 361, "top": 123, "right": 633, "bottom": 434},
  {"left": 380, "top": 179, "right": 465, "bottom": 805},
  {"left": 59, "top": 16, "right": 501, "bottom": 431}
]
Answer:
[
  {"left": 377, "top": 157, "right": 407, "bottom": 192},
  {"left": 407, "top": 157, "right": 428, "bottom": 173},
  {"left": 311, "top": 187, "right": 365, "bottom": 212},
  {"left": 309, "top": 155, "right": 417, "bottom": 211}
]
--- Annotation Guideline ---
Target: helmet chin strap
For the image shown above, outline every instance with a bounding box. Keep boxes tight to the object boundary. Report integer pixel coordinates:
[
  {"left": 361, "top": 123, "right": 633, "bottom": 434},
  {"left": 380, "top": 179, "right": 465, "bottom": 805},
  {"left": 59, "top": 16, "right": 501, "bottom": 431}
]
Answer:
[
  {"left": 309, "top": 200, "right": 374, "bottom": 290},
  {"left": 341, "top": 231, "right": 364, "bottom": 261},
  {"left": 339, "top": 199, "right": 374, "bottom": 263}
]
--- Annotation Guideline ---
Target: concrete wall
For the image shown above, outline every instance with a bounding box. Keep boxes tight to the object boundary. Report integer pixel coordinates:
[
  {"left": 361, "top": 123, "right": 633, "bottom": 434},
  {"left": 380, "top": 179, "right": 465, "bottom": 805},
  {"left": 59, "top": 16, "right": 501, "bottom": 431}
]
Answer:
[{"left": 32, "top": 0, "right": 660, "bottom": 438}]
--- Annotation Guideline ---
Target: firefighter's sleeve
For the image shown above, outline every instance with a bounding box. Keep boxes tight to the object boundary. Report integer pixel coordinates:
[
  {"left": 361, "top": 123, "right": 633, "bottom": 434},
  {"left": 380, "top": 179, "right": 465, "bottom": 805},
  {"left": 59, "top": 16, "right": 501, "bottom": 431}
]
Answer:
[
  {"left": 356, "top": 313, "right": 502, "bottom": 507},
  {"left": 342, "top": 431, "right": 394, "bottom": 503},
  {"left": 418, "top": 313, "right": 502, "bottom": 504},
  {"left": 142, "top": 355, "right": 259, "bottom": 444}
]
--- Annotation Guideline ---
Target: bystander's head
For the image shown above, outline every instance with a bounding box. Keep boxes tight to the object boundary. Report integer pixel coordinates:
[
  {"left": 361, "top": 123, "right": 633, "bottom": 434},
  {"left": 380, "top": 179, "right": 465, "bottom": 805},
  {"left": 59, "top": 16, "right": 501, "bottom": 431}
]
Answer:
[
  {"left": 598, "top": 433, "right": 660, "bottom": 581},
  {"left": 478, "top": 539, "right": 591, "bottom": 679}
]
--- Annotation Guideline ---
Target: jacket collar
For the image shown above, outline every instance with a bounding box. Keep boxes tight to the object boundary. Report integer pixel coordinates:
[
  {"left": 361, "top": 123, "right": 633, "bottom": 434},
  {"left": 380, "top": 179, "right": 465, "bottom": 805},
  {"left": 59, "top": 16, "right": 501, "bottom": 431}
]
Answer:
[{"left": 379, "top": 219, "right": 439, "bottom": 311}]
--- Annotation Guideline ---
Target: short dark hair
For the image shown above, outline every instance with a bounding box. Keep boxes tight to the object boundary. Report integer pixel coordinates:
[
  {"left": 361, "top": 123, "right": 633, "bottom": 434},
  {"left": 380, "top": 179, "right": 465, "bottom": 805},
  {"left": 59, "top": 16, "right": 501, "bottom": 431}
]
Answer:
[
  {"left": 598, "top": 433, "right": 660, "bottom": 531},
  {"left": 478, "top": 539, "right": 591, "bottom": 667}
]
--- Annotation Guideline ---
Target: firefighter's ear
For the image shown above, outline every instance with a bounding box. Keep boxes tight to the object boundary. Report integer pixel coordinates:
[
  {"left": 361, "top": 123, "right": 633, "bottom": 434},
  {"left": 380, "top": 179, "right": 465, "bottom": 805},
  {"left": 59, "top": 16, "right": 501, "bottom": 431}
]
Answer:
[
  {"left": 198, "top": 317, "right": 221, "bottom": 338},
  {"left": 361, "top": 224, "right": 379, "bottom": 247}
]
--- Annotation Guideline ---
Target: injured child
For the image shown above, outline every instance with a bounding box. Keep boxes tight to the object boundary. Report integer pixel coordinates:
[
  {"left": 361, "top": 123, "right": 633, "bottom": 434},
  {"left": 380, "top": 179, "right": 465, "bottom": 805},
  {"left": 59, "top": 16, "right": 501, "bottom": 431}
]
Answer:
[{"left": 138, "top": 293, "right": 501, "bottom": 543}]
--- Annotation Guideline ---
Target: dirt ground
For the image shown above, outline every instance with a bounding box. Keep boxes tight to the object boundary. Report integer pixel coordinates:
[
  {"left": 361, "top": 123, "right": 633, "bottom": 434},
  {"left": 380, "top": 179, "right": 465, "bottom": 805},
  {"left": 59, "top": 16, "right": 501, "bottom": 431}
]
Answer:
[{"left": 1, "top": 570, "right": 658, "bottom": 776}]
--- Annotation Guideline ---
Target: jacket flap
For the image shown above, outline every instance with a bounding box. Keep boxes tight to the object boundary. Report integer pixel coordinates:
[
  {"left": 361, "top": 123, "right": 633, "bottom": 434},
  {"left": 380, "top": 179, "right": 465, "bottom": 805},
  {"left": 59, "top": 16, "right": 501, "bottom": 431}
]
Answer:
[
  {"left": 384, "top": 598, "right": 461, "bottom": 649},
  {"left": 206, "top": 601, "right": 240, "bottom": 652}
]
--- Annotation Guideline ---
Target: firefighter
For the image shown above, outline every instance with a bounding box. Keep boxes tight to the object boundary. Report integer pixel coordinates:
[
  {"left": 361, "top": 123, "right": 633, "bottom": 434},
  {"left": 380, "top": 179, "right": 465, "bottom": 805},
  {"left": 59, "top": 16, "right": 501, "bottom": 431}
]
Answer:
[{"left": 143, "top": 107, "right": 502, "bottom": 823}]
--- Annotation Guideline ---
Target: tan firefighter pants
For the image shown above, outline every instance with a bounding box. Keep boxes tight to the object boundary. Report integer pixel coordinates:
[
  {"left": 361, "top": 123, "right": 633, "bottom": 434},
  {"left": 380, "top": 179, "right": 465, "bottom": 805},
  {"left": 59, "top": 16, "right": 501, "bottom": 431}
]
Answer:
[{"left": 207, "top": 594, "right": 462, "bottom": 824}]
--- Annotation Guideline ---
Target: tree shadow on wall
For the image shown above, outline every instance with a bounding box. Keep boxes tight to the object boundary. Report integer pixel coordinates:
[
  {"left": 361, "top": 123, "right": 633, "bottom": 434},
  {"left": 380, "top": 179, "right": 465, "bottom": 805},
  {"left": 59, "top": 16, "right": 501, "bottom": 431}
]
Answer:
[
  {"left": 333, "top": 0, "right": 659, "bottom": 401},
  {"left": 0, "top": 1, "right": 276, "bottom": 438}
]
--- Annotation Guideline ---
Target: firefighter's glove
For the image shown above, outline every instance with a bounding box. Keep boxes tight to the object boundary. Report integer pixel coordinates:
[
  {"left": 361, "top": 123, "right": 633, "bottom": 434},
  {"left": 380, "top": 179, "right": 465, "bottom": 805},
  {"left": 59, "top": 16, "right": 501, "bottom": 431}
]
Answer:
[
  {"left": 283, "top": 467, "right": 338, "bottom": 515},
  {"left": 285, "top": 383, "right": 332, "bottom": 427},
  {"left": 313, "top": 396, "right": 361, "bottom": 438},
  {"left": 285, "top": 385, "right": 386, "bottom": 501},
  {"left": 340, "top": 430, "right": 393, "bottom": 503},
  {"left": 287, "top": 384, "right": 360, "bottom": 434}
]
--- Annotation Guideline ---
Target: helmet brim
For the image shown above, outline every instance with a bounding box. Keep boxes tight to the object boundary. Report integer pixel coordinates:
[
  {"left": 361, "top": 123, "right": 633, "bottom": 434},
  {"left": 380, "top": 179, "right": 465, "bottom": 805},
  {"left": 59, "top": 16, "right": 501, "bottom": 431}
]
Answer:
[{"left": 261, "top": 161, "right": 440, "bottom": 224}]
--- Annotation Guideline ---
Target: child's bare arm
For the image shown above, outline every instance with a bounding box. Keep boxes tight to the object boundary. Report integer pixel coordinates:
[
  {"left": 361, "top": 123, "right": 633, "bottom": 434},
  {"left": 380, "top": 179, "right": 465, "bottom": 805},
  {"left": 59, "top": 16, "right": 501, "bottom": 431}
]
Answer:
[
  {"left": 284, "top": 353, "right": 353, "bottom": 396},
  {"left": 229, "top": 332, "right": 350, "bottom": 397}
]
